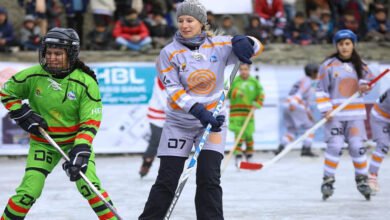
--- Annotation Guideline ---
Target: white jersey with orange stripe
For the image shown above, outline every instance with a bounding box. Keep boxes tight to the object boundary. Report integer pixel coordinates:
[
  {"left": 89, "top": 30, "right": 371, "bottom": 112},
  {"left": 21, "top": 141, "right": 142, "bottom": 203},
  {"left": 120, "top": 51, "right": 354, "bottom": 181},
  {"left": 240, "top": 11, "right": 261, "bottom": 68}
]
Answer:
[
  {"left": 285, "top": 76, "right": 316, "bottom": 112},
  {"left": 315, "top": 57, "right": 374, "bottom": 121},
  {"left": 156, "top": 35, "right": 264, "bottom": 124},
  {"left": 147, "top": 77, "right": 167, "bottom": 127},
  {"left": 371, "top": 89, "right": 390, "bottom": 123}
]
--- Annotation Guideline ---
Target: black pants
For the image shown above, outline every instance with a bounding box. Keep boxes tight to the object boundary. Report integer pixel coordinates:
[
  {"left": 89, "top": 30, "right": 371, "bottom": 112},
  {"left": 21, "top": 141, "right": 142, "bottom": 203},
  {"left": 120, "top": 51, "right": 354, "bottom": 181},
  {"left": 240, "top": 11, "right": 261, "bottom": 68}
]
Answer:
[
  {"left": 139, "top": 150, "right": 224, "bottom": 220},
  {"left": 66, "top": 13, "right": 84, "bottom": 45},
  {"left": 143, "top": 124, "right": 163, "bottom": 159}
]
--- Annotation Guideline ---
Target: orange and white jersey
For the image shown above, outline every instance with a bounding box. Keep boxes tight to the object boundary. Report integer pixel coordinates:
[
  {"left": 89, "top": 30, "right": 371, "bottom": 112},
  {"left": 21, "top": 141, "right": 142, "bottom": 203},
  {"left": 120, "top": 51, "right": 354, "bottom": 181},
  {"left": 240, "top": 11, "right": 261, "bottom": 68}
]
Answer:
[
  {"left": 371, "top": 89, "right": 390, "bottom": 123},
  {"left": 284, "top": 76, "right": 316, "bottom": 112},
  {"left": 147, "top": 77, "right": 167, "bottom": 127},
  {"left": 315, "top": 57, "right": 374, "bottom": 121},
  {"left": 156, "top": 35, "right": 264, "bottom": 123}
]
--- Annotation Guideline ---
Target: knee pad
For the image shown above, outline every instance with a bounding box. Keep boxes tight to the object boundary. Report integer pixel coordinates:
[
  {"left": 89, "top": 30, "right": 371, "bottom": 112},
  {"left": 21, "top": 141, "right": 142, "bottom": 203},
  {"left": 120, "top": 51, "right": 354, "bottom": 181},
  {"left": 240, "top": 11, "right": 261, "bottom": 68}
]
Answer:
[
  {"left": 348, "top": 138, "right": 366, "bottom": 157},
  {"left": 326, "top": 138, "right": 343, "bottom": 156},
  {"left": 376, "top": 142, "right": 389, "bottom": 155},
  {"left": 17, "top": 169, "right": 48, "bottom": 204}
]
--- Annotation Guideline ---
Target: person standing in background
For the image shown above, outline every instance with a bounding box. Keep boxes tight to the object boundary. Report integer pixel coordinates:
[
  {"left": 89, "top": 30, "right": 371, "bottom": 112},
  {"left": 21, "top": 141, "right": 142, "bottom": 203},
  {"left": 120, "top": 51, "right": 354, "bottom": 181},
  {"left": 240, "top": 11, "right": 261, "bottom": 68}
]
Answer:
[
  {"left": 139, "top": 77, "right": 167, "bottom": 177},
  {"left": 275, "top": 63, "right": 319, "bottom": 157},
  {"left": 228, "top": 63, "right": 265, "bottom": 165},
  {"left": 91, "top": 0, "right": 116, "bottom": 27},
  {"left": 61, "top": 0, "right": 89, "bottom": 46}
]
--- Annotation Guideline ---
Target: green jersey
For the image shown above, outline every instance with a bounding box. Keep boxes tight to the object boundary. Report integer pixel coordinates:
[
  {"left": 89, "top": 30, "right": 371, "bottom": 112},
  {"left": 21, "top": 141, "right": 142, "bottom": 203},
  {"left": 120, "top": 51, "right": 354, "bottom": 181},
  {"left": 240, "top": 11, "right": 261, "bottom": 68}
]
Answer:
[
  {"left": 0, "top": 65, "right": 102, "bottom": 148},
  {"left": 227, "top": 75, "right": 264, "bottom": 135}
]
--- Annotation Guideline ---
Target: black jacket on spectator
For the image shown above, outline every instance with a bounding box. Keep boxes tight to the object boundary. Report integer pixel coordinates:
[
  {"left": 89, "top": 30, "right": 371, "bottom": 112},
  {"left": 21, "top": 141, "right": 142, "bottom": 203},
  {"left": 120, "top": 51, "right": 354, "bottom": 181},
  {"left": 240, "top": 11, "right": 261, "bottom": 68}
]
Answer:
[{"left": 284, "top": 20, "right": 312, "bottom": 44}]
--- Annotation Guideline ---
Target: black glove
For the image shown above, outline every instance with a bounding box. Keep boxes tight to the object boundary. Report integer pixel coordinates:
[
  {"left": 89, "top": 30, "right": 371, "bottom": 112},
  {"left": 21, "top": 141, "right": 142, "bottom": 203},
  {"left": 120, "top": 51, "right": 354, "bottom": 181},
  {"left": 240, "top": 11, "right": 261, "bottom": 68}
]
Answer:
[
  {"left": 189, "top": 103, "right": 225, "bottom": 132},
  {"left": 9, "top": 103, "right": 48, "bottom": 136},
  {"left": 232, "top": 35, "right": 255, "bottom": 64},
  {"left": 62, "top": 144, "right": 91, "bottom": 181}
]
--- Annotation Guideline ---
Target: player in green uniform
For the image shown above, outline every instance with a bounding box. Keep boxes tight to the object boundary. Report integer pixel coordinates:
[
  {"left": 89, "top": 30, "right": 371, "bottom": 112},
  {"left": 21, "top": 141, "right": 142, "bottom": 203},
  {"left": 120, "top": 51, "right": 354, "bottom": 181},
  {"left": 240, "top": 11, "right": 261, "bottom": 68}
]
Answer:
[
  {"left": 228, "top": 64, "right": 264, "bottom": 165},
  {"left": 0, "top": 28, "right": 118, "bottom": 220}
]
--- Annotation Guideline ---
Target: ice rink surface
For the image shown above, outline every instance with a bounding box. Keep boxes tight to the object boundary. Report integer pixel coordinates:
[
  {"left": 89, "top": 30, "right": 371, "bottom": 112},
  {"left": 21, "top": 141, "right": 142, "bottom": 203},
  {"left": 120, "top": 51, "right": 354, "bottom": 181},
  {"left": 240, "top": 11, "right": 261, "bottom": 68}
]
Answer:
[{"left": 0, "top": 150, "right": 389, "bottom": 220}]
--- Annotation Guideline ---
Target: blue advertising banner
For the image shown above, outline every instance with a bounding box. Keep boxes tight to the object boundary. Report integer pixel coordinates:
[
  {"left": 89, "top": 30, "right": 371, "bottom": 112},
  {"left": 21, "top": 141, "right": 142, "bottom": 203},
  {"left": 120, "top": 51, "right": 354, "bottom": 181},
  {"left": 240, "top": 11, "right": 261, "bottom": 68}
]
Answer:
[{"left": 92, "top": 62, "right": 157, "bottom": 105}]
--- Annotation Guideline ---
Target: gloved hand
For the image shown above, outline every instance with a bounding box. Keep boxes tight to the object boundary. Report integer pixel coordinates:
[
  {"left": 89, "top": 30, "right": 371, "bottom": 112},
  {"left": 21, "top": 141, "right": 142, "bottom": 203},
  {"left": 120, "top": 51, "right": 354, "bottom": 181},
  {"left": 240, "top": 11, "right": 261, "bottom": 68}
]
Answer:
[
  {"left": 321, "top": 110, "right": 333, "bottom": 121},
  {"left": 232, "top": 35, "right": 254, "bottom": 64},
  {"left": 236, "top": 89, "right": 244, "bottom": 98},
  {"left": 189, "top": 103, "right": 225, "bottom": 132},
  {"left": 253, "top": 101, "right": 262, "bottom": 109},
  {"left": 62, "top": 144, "right": 91, "bottom": 181},
  {"left": 9, "top": 103, "right": 48, "bottom": 136},
  {"left": 213, "top": 115, "right": 225, "bottom": 132},
  {"left": 288, "top": 104, "right": 296, "bottom": 111}
]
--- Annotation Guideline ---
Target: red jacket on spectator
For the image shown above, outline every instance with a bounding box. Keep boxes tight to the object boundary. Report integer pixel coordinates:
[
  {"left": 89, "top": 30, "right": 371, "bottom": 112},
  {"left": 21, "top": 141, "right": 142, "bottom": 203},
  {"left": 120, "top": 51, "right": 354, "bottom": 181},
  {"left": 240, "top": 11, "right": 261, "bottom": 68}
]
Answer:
[
  {"left": 254, "top": 0, "right": 284, "bottom": 20},
  {"left": 113, "top": 19, "right": 150, "bottom": 41}
]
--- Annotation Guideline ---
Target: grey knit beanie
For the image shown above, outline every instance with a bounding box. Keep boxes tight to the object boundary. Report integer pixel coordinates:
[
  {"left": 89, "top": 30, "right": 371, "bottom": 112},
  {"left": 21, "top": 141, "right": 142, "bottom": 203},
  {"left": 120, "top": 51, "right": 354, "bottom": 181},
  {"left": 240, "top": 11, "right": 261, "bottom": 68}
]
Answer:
[{"left": 176, "top": 0, "right": 207, "bottom": 25}]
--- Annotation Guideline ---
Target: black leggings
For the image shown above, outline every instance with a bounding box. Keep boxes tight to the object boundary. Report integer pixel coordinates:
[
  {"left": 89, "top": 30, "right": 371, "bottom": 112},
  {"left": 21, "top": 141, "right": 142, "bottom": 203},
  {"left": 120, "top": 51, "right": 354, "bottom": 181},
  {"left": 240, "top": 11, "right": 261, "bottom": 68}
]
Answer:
[
  {"left": 143, "top": 124, "right": 163, "bottom": 159},
  {"left": 139, "top": 150, "right": 224, "bottom": 220}
]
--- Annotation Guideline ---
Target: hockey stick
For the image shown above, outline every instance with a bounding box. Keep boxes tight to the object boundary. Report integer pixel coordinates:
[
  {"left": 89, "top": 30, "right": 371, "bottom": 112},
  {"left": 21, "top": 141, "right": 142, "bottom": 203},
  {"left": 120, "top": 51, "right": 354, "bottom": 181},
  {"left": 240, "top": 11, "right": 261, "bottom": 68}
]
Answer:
[
  {"left": 164, "top": 61, "right": 241, "bottom": 219},
  {"left": 221, "top": 107, "right": 255, "bottom": 173},
  {"left": 38, "top": 128, "right": 123, "bottom": 220},
  {"left": 239, "top": 68, "right": 390, "bottom": 171}
]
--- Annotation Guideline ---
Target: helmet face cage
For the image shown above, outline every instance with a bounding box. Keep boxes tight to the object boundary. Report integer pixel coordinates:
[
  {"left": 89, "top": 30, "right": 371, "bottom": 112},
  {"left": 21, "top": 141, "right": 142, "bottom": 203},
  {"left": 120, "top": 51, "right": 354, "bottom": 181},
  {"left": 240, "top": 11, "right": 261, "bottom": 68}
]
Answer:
[{"left": 39, "top": 28, "right": 80, "bottom": 77}]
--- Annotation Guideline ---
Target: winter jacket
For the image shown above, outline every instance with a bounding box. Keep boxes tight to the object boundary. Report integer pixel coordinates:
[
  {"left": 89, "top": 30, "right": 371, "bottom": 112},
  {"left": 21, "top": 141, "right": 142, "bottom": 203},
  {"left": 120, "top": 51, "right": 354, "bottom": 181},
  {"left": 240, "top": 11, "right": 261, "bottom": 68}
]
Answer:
[{"left": 113, "top": 19, "right": 150, "bottom": 40}]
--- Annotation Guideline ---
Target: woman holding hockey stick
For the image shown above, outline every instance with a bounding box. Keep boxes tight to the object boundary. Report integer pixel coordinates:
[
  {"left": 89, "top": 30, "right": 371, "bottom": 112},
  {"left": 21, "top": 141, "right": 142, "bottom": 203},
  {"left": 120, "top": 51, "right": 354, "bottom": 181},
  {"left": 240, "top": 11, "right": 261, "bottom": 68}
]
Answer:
[
  {"left": 228, "top": 63, "right": 265, "bottom": 166},
  {"left": 316, "top": 29, "right": 374, "bottom": 200},
  {"left": 138, "top": 0, "right": 263, "bottom": 219},
  {"left": 367, "top": 88, "right": 390, "bottom": 194},
  {"left": 0, "top": 28, "right": 119, "bottom": 220}
]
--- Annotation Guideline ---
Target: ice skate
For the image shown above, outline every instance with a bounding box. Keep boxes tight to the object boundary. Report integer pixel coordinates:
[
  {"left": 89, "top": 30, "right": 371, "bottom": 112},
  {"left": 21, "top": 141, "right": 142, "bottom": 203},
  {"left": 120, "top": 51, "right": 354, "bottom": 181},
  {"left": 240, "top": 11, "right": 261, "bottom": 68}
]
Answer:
[
  {"left": 321, "top": 176, "right": 335, "bottom": 201},
  {"left": 235, "top": 154, "right": 243, "bottom": 168},
  {"left": 301, "top": 147, "right": 318, "bottom": 157},
  {"left": 245, "top": 153, "right": 253, "bottom": 162},
  {"left": 356, "top": 175, "right": 372, "bottom": 200},
  {"left": 274, "top": 144, "right": 285, "bottom": 155},
  {"left": 139, "top": 157, "right": 154, "bottom": 178},
  {"left": 368, "top": 174, "right": 379, "bottom": 195}
]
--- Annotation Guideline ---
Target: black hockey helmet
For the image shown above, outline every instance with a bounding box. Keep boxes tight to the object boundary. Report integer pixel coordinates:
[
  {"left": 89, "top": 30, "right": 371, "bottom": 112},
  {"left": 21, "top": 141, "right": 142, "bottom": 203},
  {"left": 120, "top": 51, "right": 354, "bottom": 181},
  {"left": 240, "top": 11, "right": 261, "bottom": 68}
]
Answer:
[
  {"left": 304, "top": 63, "right": 319, "bottom": 77},
  {"left": 39, "top": 27, "right": 80, "bottom": 77}
]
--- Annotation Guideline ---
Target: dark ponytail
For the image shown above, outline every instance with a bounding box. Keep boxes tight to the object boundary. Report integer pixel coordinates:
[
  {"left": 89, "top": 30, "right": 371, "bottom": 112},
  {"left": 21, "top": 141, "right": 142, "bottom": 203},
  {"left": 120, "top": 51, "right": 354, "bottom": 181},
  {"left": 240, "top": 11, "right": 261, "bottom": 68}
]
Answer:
[
  {"left": 350, "top": 49, "right": 363, "bottom": 80},
  {"left": 325, "top": 49, "right": 363, "bottom": 79},
  {"left": 75, "top": 59, "right": 99, "bottom": 84}
]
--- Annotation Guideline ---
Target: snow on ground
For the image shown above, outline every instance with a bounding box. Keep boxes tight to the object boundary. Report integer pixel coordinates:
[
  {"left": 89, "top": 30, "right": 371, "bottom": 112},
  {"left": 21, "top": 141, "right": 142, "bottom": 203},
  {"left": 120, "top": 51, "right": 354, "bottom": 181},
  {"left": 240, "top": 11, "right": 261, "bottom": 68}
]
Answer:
[{"left": 0, "top": 150, "right": 389, "bottom": 220}]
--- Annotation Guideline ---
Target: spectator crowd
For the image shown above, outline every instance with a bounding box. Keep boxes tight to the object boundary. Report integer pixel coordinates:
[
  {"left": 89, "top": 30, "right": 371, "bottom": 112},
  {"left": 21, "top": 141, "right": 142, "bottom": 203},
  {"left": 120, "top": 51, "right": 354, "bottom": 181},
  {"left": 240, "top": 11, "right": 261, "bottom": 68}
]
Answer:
[{"left": 0, "top": 0, "right": 390, "bottom": 53}]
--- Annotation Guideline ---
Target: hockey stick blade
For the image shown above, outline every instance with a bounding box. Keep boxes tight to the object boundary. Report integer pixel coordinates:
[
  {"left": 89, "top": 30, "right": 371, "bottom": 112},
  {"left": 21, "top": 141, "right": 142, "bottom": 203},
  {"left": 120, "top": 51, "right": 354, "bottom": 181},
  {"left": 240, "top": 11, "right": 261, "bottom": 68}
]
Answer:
[{"left": 239, "top": 161, "right": 263, "bottom": 170}]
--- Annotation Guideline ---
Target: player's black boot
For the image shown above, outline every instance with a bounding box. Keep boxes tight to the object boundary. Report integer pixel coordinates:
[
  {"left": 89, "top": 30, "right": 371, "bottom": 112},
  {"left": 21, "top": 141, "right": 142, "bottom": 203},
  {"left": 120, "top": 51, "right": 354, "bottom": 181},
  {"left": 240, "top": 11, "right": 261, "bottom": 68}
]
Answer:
[
  {"left": 274, "top": 144, "right": 285, "bottom": 155},
  {"left": 356, "top": 175, "right": 371, "bottom": 201},
  {"left": 139, "top": 157, "right": 154, "bottom": 178},
  {"left": 321, "top": 176, "right": 335, "bottom": 201},
  {"left": 301, "top": 147, "right": 318, "bottom": 157}
]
